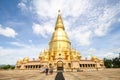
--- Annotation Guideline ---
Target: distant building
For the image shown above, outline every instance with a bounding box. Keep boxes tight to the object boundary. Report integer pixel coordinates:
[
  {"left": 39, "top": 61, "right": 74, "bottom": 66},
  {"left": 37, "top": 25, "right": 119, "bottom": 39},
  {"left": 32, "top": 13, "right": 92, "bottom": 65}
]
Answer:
[{"left": 15, "top": 10, "right": 104, "bottom": 71}]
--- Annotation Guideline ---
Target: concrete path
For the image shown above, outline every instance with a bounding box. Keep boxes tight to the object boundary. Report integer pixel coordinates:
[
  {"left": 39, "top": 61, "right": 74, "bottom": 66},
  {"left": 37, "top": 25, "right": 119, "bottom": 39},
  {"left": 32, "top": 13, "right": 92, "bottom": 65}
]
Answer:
[{"left": 0, "top": 69, "right": 120, "bottom": 80}]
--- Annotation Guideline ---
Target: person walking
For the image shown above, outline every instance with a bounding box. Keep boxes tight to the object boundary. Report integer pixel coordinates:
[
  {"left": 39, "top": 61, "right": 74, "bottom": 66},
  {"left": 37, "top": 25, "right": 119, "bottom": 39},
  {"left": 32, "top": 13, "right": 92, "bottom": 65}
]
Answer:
[
  {"left": 49, "top": 67, "right": 53, "bottom": 74},
  {"left": 45, "top": 65, "right": 49, "bottom": 75}
]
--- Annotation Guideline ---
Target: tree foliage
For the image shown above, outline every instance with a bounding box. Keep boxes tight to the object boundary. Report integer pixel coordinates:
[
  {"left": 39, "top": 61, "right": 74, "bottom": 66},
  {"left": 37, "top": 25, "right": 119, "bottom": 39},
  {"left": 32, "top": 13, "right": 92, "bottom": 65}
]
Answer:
[
  {"left": 104, "top": 57, "right": 120, "bottom": 68},
  {"left": 0, "top": 64, "right": 15, "bottom": 70}
]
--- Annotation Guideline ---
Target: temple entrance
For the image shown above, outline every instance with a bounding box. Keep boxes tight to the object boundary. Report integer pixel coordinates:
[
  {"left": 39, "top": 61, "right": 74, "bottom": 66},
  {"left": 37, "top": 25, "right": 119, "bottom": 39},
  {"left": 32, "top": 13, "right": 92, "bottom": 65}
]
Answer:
[{"left": 57, "top": 61, "right": 64, "bottom": 71}]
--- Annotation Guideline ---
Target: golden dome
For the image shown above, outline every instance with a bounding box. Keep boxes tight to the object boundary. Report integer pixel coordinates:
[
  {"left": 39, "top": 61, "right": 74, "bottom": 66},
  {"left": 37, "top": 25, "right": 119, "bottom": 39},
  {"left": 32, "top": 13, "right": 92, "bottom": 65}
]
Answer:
[
  {"left": 99, "top": 59, "right": 103, "bottom": 62},
  {"left": 91, "top": 56, "right": 96, "bottom": 61},
  {"left": 92, "top": 56, "right": 96, "bottom": 59},
  {"left": 23, "top": 57, "right": 29, "bottom": 61},
  {"left": 39, "top": 53, "right": 43, "bottom": 60},
  {"left": 44, "top": 48, "right": 49, "bottom": 52},
  {"left": 77, "top": 52, "right": 81, "bottom": 56},
  {"left": 17, "top": 60, "right": 23, "bottom": 64},
  {"left": 23, "top": 57, "right": 29, "bottom": 63}
]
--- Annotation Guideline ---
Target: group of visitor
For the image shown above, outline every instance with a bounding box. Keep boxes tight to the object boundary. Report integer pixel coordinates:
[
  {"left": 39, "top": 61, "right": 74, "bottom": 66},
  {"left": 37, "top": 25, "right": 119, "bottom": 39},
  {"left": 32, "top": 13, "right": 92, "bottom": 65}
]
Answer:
[{"left": 40, "top": 65, "right": 53, "bottom": 75}]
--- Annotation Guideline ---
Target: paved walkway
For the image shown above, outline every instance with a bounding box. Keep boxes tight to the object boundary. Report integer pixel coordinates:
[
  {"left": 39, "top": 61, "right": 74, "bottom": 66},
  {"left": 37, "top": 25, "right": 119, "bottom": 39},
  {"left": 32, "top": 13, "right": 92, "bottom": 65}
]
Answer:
[{"left": 0, "top": 69, "right": 120, "bottom": 80}]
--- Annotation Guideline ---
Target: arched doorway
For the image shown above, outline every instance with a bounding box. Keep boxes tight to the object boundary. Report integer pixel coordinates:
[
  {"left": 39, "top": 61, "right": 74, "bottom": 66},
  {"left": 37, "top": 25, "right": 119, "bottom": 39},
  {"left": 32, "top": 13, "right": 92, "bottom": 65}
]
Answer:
[{"left": 57, "top": 61, "right": 64, "bottom": 71}]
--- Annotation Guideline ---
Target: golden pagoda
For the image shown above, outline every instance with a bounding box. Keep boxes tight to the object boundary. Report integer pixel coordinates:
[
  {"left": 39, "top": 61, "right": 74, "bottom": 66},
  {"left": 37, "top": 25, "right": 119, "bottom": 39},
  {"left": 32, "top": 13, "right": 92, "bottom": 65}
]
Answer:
[{"left": 15, "top": 10, "right": 104, "bottom": 71}]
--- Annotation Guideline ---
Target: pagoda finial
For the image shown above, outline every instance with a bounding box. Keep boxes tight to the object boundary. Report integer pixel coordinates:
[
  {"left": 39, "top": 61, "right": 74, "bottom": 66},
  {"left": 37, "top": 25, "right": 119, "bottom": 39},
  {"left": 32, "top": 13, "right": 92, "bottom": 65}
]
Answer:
[
  {"left": 58, "top": 10, "right": 60, "bottom": 14},
  {"left": 55, "top": 10, "right": 65, "bottom": 30}
]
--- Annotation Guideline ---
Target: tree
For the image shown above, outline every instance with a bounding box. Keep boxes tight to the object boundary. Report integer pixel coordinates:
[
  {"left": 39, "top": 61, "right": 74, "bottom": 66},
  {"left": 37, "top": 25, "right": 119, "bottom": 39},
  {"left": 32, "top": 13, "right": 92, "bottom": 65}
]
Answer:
[
  {"left": 3, "top": 64, "right": 11, "bottom": 69},
  {"left": 104, "top": 57, "right": 120, "bottom": 68},
  {"left": 0, "top": 64, "right": 15, "bottom": 70},
  {"left": 112, "top": 57, "right": 120, "bottom": 68},
  {"left": 10, "top": 66, "right": 15, "bottom": 69},
  {"left": 104, "top": 58, "right": 112, "bottom": 68}
]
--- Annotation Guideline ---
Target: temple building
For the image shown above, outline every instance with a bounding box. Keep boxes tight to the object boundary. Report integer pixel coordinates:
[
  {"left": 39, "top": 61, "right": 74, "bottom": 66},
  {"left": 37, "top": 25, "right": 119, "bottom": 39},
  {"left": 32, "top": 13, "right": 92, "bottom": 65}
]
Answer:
[{"left": 15, "top": 10, "right": 104, "bottom": 71}]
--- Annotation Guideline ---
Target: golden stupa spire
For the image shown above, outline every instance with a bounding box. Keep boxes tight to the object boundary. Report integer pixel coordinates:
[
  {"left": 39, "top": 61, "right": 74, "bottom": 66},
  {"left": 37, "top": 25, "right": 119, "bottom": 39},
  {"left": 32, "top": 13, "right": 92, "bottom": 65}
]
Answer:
[
  {"left": 58, "top": 10, "right": 60, "bottom": 14},
  {"left": 55, "top": 10, "right": 65, "bottom": 30},
  {"left": 49, "top": 10, "right": 71, "bottom": 50}
]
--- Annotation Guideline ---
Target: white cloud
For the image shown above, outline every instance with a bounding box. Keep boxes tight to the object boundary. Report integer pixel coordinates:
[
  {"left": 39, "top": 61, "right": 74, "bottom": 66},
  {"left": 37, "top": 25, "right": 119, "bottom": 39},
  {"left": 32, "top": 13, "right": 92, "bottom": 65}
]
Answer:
[
  {"left": 29, "top": 40, "right": 32, "bottom": 43},
  {"left": 71, "top": 31, "right": 91, "bottom": 46},
  {"left": 30, "top": 0, "right": 92, "bottom": 43},
  {"left": 32, "top": 22, "right": 54, "bottom": 38},
  {"left": 104, "top": 52, "right": 119, "bottom": 59},
  {"left": 83, "top": 47, "right": 120, "bottom": 59},
  {"left": 82, "top": 48, "right": 97, "bottom": 57},
  {"left": 87, "top": 48, "right": 97, "bottom": 54},
  {"left": 104, "top": 48, "right": 120, "bottom": 59},
  {"left": 94, "top": 2, "right": 120, "bottom": 36},
  {"left": 0, "top": 24, "right": 17, "bottom": 38},
  {"left": 31, "top": 0, "right": 91, "bottom": 19},
  {"left": 17, "top": 1, "right": 27, "bottom": 11},
  {"left": 118, "top": 18, "right": 120, "bottom": 22},
  {"left": 0, "top": 46, "right": 3, "bottom": 49},
  {"left": 18, "top": 0, "right": 120, "bottom": 46},
  {"left": 0, "top": 47, "right": 41, "bottom": 64},
  {"left": 10, "top": 42, "right": 27, "bottom": 47},
  {"left": 0, "top": 41, "right": 46, "bottom": 64},
  {"left": 94, "top": 22, "right": 111, "bottom": 36},
  {"left": 32, "top": 23, "right": 46, "bottom": 37},
  {"left": 108, "top": 48, "right": 120, "bottom": 53}
]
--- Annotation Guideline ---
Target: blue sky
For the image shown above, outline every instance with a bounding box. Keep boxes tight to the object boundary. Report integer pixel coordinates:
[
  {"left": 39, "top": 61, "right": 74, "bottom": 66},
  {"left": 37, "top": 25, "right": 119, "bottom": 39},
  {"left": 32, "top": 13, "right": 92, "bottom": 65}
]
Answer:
[{"left": 0, "top": 0, "right": 120, "bottom": 65}]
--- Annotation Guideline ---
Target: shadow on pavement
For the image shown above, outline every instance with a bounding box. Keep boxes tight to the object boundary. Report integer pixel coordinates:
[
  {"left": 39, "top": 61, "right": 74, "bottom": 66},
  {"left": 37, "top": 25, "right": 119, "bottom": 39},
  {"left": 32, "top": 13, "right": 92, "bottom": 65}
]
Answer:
[{"left": 55, "top": 72, "right": 65, "bottom": 80}]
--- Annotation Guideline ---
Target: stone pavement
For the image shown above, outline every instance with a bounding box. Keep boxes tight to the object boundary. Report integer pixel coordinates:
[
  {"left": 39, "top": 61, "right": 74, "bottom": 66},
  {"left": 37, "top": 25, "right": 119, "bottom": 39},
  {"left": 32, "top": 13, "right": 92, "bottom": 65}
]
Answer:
[{"left": 0, "top": 69, "right": 120, "bottom": 80}]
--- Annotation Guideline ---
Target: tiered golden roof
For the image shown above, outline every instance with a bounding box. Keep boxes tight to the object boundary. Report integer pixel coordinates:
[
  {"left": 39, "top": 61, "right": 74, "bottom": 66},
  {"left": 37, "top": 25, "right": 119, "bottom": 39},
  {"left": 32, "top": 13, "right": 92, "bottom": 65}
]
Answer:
[{"left": 49, "top": 10, "right": 70, "bottom": 51}]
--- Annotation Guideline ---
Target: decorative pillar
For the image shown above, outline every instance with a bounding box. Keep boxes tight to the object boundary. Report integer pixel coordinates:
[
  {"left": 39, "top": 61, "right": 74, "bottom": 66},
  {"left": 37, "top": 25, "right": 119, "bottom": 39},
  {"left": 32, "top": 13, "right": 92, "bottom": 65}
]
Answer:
[
  {"left": 28, "top": 65, "right": 29, "bottom": 69},
  {"left": 31, "top": 65, "right": 33, "bottom": 69},
  {"left": 92, "top": 64, "right": 94, "bottom": 69},
  {"left": 91, "top": 64, "right": 92, "bottom": 68},
  {"left": 81, "top": 64, "right": 83, "bottom": 68},
  {"left": 83, "top": 64, "right": 84, "bottom": 68}
]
